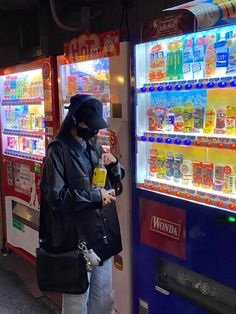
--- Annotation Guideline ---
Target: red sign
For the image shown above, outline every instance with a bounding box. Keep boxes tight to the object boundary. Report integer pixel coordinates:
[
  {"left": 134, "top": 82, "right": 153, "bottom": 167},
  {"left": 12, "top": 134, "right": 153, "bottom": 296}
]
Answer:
[
  {"left": 140, "top": 198, "right": 186, "bottom": 259},
  {"left": 64, "top": 30, "right": 120, "bottom": 63}
]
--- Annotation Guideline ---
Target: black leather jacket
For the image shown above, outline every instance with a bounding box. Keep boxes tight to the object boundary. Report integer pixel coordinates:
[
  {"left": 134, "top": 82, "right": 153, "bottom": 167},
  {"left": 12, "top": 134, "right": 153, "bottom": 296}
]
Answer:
[{"left": 39, "top": 131, "right": 125, "bottom": 262}]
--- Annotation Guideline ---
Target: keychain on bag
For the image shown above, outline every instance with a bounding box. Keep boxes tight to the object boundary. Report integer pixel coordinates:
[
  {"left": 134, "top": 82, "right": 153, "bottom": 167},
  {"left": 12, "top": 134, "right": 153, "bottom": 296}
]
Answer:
[{"left": 78, "top": 241, "right": 101, "bottom": 272}]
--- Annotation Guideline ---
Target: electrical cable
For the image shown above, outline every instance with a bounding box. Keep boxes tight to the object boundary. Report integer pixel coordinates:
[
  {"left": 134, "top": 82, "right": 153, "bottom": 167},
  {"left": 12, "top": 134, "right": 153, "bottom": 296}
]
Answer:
[
  {"left": 124, "top": 5, "right": 130, "bottom": 40},
  {"left": 119, "top": 1, "right": 130, "bottom": 41},
  {"left": 49, "top": 0, "right": 102, "bottom": 32}
]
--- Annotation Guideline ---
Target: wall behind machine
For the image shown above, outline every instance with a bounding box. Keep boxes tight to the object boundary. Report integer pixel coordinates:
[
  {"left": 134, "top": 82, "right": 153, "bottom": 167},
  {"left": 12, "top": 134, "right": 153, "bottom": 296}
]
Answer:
[{"left": 0, "top": 0, "right": 187, "bottom": 67}]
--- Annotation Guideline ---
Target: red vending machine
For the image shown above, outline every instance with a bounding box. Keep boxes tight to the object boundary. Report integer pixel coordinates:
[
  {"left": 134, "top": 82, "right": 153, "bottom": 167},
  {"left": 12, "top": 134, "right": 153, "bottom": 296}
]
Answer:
[
  {"left": 57, "top": 32, "right": 131, "bottom": 314},
  {"left": 0, "top": 58, "right": 59, "bottom": 263}
]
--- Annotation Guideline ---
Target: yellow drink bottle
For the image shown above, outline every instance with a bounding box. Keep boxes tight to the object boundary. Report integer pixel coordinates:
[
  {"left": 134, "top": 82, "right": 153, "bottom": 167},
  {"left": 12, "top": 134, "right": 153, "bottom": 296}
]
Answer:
[{"left": 92, "top": 159, "right": 107, "bottom": 188}]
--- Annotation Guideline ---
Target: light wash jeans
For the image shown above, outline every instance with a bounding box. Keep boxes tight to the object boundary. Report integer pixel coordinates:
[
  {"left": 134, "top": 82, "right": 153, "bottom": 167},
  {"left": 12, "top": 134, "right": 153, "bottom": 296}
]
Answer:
[{"left": 62, "top": 258, "right": 114, "bottom": 314}]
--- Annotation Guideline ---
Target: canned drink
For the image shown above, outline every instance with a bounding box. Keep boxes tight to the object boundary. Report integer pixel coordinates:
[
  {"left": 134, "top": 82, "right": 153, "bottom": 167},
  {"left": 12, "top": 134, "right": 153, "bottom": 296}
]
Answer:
[
  {"left": 180, "top": 160, "right": 192, "bottom": 176},
  {"left": 192, "top": 161, "right": 202, "bottom": 186},
  {"left": 214, "top": 164, "right": 225, "bottom": 191},
  {"left": 32, "top": 139, "right": 37, "bottom": 152},
  {"left": 214, "top": 164, "right": 225, "bottom": 181}
]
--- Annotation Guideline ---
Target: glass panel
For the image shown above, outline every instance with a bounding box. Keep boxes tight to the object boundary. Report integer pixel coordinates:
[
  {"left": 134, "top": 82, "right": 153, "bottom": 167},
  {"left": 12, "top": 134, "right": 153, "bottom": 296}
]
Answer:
[
  {"left": 136, "top": 24, "right": 236, "bottom": 88},
  {"left": 12, "top": 200, "right": 39, "bottom": 231},
  {"left": 59, "top": 58, "right": 111, "bottom": 151},
  {"left": 135, "top": 25, "right": 236, "bottom": 211},
  {"left": 0, "top": 69, "right": 45, "bottom": 161}
]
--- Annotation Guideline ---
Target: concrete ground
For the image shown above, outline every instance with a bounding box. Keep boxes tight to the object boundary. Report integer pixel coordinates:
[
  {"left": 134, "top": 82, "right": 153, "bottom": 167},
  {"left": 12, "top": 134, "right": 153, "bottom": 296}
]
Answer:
[{"left": 0, "top": 252, "right": 60, "bottom": 314}]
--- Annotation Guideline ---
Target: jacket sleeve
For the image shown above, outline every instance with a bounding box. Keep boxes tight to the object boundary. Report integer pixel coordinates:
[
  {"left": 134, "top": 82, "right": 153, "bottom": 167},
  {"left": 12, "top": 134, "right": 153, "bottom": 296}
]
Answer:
[
  {"left": 41, "top": 142, "right": 102, "bottom": 213},
  {"left": 106, "top": 158, "right": 125, "bottom": 192},
  {"left": 107, "top": 160, "right": 125, "bottom": 180}
]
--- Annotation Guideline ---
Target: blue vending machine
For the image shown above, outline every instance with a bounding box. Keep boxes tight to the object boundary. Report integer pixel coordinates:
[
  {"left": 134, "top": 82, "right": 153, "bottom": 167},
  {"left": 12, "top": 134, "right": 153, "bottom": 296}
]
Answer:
[{"left": 133, "top": 3, "right": 236, "bottom": 314}]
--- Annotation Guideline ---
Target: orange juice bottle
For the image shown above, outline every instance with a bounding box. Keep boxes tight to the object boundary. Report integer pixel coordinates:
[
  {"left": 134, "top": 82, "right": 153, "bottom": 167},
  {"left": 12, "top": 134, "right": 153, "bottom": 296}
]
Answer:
[{"left": 205, "top": 35, "right": 216, "bottom": 77}]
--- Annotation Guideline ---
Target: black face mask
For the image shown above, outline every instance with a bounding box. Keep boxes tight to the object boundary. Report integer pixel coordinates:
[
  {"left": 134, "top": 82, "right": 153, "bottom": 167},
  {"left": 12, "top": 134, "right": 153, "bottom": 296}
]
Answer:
[{"left": 76, "top": 127, "right": 98, "bottom": 140}]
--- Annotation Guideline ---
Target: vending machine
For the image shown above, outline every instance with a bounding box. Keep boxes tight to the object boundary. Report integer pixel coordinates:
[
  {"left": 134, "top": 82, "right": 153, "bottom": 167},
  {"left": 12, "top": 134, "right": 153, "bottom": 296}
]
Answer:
[
  {"left": 0, "top": 58, "right": 59, "bottom": 263},
  {"left": 57, "top": 38, "right": 131, "bottom": 314},
  {"left": 133, "top": 15, "right": 236, "bottom": 314}
]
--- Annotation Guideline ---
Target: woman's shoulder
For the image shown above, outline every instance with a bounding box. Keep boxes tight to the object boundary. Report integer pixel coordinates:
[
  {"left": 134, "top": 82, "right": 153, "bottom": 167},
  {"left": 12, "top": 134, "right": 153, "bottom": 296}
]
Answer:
[{"left": 46, "top": 139, "right": 65, "bottom": 160}]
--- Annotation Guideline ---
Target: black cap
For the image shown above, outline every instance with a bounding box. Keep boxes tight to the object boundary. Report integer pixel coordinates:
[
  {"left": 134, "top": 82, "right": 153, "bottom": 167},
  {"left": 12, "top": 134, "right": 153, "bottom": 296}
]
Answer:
[{"left": 68, "top": 94, "right": 108, "bottom": 130}]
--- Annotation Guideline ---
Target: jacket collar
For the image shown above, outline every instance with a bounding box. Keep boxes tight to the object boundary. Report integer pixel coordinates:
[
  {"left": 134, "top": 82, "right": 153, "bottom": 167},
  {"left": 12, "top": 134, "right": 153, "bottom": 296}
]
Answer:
[{"left": 57, "top": 131, "right": 94, "bottom": 158}]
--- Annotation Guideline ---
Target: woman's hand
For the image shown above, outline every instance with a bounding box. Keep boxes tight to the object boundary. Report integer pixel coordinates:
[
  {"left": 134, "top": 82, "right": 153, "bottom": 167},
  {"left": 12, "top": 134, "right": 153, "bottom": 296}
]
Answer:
[
  {"left": 101, "top": 188, "right": 116, "bottom": 205},
  {"left": 101, "top": 153, "right": 117, "bottom": 165}
]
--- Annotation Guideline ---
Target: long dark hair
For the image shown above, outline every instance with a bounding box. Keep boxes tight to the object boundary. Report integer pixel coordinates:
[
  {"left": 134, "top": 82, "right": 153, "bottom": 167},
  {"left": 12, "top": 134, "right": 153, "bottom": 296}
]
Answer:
[
  {"left": 55, "top": 98, "right": 99, "bottom": 138},
  {"left": 55, "top": 114, "right": 74, "bottom": 138}
]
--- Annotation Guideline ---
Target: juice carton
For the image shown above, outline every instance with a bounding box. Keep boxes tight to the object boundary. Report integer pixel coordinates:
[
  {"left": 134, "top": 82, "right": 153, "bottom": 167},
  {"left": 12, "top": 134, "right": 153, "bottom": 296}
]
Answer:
[
  {"left": 205, "top": 34, "right": 216, "bottom": 77},
  {"left": 166, "top": 42, "right": 176, "bottom": 80},
  {"left": 203, "top": 109, "right": 215, "bottom": 134},
  {"left": 149, "top": 45, "right": 157, "bottom": 82},
  {"left": 156, "top": 46, "right": 166, "bottom": 81},
  {"left": 182, "top": 103, "right": 194, "bottom": 133},
  {"left": 213, "top": 164, "right": 225, "bottom": 191},
  {"left": 192, "top": 161, "right": 202, "bottom": 186},
  {"left": 148, "top": 149, "right": 158, "bottom": 176},
  {"left": 7, "top": 136, "right": 18, "bottom": 150},
  {"left": 180, "top": 160, "right": 192, "bottom": 185},
  {"left": 156, "top": 151, "right": 166, "bottom": 179},
  {"left": 226, "top": 30, "right": 236, "bottom": 75},
  {"left": 214, "top": 108, "right": 226, "bottom": 134},
  {"left": 147, "top": 107, "right": 158, "bottom": 131},
  {"left": 173, "top": 152, "right": 183, "bottom": 183},
  {"left": 164, "top": 109, "right": 175, "bottom": 132},
  {"left": 22, "top": 137, "right": 31, "bottom": 153},
  {"left": 215, "top": 31, "right": 228, "bottom": 77},
  {"left": 172, "top": 106, "right": 184, "bottom": 132},
  {"left": 156, "top": 106, "right": 167, "bottom": 131},
  {"left": 193, "top": 36, "right": 205, "bottom": 79},
  {"left": 183, "top": 38, "right": 194, "bottom": 80},
  {"left": 164, "top": 152, "right": 174, "bottom": 180},
  {"left": 226, "top": 106, "right": 236, "bottom": 135},
  {"left": 175, "top": 40, "right": 183, "bottom": 80},
  {"left": 149, "top": 43, "right": 166, "bottom": 82},
  {"left": 201, "top": 162, "right": 214, "bottom": 189},
  {"left": 149, "top": 149, "right": 158, "bottom": 161},
  {"left": 193, "top": 105, "right": 205, "bottom": 132}
]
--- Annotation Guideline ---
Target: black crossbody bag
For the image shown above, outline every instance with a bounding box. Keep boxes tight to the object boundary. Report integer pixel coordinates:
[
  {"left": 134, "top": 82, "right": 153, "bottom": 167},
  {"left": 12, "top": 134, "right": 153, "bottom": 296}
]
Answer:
[{"left": 36, "top": 139, "right": 89, "bottom": 294}]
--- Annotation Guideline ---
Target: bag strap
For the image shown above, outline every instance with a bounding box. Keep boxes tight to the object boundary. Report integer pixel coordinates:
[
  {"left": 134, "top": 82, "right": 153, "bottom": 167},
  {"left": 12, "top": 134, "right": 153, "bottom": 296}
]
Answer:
[{"left": 50, "top": 138, "right": 87, "bottom": 243}]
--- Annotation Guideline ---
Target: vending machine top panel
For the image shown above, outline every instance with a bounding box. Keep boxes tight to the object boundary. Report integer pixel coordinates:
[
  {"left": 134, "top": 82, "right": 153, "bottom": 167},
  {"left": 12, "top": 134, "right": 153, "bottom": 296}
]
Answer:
[{"left": 165, "top": 0, "right": 236, "bottom": 30}]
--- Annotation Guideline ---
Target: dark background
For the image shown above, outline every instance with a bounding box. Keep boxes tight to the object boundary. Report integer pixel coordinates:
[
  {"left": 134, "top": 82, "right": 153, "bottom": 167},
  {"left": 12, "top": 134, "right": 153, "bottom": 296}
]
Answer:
[{"left": 0, "top": 0, "right": 187, "bottom": 67}]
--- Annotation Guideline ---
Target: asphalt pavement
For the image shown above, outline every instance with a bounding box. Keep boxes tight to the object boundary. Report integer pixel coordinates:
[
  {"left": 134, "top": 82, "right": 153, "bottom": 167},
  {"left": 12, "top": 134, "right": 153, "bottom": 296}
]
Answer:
[{"left": 0, "top": 252, "right": 60, "bottom": 314}]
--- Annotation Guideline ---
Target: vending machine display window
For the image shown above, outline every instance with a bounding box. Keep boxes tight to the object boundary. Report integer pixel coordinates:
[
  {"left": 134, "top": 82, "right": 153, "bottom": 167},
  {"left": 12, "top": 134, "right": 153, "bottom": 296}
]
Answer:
[
  {"left": 59, "top": 58, "right": 111, "bottom": 151},
  {"left": 135, "top": 24, "right": 236, "bottom": 212},
  {"left": 0, "top": 69, "right": 46, "bottom": 162}
]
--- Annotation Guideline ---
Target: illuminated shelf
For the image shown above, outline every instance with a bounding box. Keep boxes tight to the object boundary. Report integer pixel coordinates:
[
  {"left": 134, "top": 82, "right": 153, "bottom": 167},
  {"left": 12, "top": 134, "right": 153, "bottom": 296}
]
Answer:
[
  {"left": 136, "top": 77, "right": 236, "bottom": 93},
  {"left": 138, "top": 178, "right": 236, "bottom": 212},
  {"left": 3, "top": 129, "right": 45, "bottom": 138},
  {"left": 4, "top": 149, "right": 44, "bottom": 162},
  {"left": 1, "top": 97, "right": 43, "bottom": 105},
  {"left": 137, "top": 132, "right": 236, "bottom": 150}
]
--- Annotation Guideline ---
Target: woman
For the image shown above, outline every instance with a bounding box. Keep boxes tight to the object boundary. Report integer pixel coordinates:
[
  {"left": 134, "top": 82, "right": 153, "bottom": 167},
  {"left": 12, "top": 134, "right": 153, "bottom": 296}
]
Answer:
[{"left": 39, "top": 94, "right": 125, "bottom": 314}]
